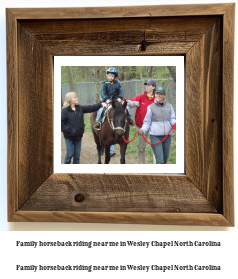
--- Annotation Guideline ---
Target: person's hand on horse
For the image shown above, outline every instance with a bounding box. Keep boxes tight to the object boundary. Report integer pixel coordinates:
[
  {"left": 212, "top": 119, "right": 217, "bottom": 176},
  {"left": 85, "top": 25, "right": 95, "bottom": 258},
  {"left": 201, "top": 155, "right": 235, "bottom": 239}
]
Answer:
[
  {"left": 138, "top": 129, "right": 144, "bottom": 136},
  {"left": 106, "top": 100, "right": 111, "bottom": 104},
  {"left": 117, "top": 98, "right": 121, "bottom": 102},
  {"left": 101, "top": 103, "right": 107, "bottom": 108}
]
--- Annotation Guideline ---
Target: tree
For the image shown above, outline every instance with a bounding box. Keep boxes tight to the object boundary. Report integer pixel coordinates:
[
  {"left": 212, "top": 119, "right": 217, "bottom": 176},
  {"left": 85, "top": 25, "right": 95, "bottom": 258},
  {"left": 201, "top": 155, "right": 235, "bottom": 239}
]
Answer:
[
  {"left": 147, "top": 66, "right": 153, "bottom": 78},
  {"left": 66, "top": 66, "right": 74, "bottom": 92},
  {"left": 92, "top": 66, "right": 100, "bottom": 102},
  {"left": 138, "top": 67, "right": 143, "bottom": 79},
  {"left": 128, "top": 66, "right": 136, "bottom": 79},
  {"left": 118, "top": 66, "right": 126, "bottom": 81},
  {"left": 167, "top": 66, "right": 176, "bottom": 82}
]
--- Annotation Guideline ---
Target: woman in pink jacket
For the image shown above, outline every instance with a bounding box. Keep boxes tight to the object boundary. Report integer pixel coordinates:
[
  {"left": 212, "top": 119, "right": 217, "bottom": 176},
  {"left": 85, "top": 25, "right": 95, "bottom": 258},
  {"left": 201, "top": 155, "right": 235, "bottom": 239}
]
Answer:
[{"left": 124, "top": 80, "right": 156, "bottom": 164}]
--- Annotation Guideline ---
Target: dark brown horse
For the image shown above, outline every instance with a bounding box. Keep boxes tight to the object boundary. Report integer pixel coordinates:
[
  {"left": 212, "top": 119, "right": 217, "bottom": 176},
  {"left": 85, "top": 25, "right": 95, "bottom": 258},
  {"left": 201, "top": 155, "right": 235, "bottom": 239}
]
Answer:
[{"left": 91, "top": 100, "right": 129, "bottom": 164}]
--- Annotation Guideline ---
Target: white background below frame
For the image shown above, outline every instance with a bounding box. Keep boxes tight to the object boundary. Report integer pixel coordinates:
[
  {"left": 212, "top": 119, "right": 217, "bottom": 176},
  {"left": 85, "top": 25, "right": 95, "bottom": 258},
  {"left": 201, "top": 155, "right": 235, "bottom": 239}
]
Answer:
[{"left": 54, "top": 56, "right": 184, "bottom": 174}]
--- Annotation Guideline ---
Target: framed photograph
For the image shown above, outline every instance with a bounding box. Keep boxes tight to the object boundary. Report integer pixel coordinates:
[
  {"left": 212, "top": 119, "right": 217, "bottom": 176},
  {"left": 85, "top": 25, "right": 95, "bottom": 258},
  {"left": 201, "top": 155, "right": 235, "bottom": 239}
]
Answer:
[
  {"left": 7, "top": 4, "right": 234, "bottom": 225},
  {"left": 55, "top": 56, "right": 184, "bottom": 173}
]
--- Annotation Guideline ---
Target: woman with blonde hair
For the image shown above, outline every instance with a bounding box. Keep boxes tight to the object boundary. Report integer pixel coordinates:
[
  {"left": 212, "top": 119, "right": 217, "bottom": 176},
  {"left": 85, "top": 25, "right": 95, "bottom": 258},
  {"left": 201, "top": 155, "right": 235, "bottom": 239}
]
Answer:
[{"left": 61, "top": 92, "right": 106, "bottom": 164}]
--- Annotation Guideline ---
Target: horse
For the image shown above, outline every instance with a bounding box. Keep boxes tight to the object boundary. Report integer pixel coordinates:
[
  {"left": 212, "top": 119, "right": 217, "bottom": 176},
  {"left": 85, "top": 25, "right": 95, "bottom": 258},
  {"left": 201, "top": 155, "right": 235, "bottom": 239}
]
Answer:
[{"left": 91, "top": 100, "right": 130, "bottom": 164}]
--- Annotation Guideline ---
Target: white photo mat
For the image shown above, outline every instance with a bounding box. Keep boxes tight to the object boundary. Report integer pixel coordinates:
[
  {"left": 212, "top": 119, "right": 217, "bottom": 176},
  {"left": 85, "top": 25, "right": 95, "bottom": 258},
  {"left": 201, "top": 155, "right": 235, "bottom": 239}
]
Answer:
[{"left": 54, "top": 56, "right": 184, "bottom": 174}]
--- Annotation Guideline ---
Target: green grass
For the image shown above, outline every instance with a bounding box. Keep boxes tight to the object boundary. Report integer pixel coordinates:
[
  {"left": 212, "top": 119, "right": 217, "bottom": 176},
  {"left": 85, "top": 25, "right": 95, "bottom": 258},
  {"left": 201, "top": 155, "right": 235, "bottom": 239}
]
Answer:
[
  {"left": 125, "top": 125, "right": 154, "bottom": 163},
  {"left": 84, "top": 114, "right": 93, "bottom": 133},
  {"left": 84, "top": 114, "right": 176, "bottom": 164},
  {"left": 167, "top": 134, "right": 176, "bottom": 164},
  {"left": 124, "top": 125, "right": 139, "bottom": 155}
]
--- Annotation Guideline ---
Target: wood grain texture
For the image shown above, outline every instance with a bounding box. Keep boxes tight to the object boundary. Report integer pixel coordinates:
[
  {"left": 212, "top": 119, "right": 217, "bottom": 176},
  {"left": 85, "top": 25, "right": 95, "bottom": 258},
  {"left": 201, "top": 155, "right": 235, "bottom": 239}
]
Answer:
[
  {"left": 17, "top": 23, "right": 54, "bottom": 208},
  {"left": 20, "top": 174, "right": 217, "bottom": 213},
  {"left": 11, "top": 211, "right": 231, "bottom": 226},
  {"left": 20, "top": 16, "right": 218, "bottom": 34},
  {"left": 19, "top": 16, "right": 218, "bottom": 56},
  {"left": 8, "top": 4, "right": 233, "bottom": 19},
  {"left": 37, "top": 42, "right": 193, "bottom": 56},
  {"left": 7, "top": 9, "right": 19, "bottom": 220},
  {"left": 6, "top": 4, "right": 234, "bottom": 225},
  {"left": 186, "top": 18, "right": 223, "bottom": 211},
  {"left": 222, "top": 4, "right": 235, "bottom": 225}
]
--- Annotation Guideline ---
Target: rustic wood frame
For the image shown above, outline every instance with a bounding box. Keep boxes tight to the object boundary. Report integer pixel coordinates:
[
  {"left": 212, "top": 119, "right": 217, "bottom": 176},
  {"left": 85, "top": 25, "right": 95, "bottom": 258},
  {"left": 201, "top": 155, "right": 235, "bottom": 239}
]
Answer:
[{"left": 7, "top": 4, "right": 234, "bottom": 226}]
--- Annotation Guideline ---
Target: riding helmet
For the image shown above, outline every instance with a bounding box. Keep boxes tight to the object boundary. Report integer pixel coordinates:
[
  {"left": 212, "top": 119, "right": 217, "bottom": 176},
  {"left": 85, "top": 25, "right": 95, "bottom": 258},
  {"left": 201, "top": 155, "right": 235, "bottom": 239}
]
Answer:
[{"left": 107, "top": 67, "right": 118, "bottom": 77}]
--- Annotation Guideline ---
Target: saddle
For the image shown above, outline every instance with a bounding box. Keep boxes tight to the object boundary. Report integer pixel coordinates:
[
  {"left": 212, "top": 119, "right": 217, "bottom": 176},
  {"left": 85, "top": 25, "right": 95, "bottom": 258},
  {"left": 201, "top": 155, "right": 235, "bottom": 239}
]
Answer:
[{"left": 101, "top": 105, "right": 113, "bottom": 124}]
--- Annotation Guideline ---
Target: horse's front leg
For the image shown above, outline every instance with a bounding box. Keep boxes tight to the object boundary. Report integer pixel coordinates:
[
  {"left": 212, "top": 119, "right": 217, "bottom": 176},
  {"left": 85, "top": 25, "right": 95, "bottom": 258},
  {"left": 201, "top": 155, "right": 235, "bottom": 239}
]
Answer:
[
  {"left": 94, "top": 139, "right": 103, "bottom": 164},
  {"left": 97, "top": 143, "right": 102, "bottom": 164},
  {"left": 120, "top": 142, "right": 127, "bottom": 164},
  {"left": 104, "top": 144, "right": 111, "bottom": 164}
]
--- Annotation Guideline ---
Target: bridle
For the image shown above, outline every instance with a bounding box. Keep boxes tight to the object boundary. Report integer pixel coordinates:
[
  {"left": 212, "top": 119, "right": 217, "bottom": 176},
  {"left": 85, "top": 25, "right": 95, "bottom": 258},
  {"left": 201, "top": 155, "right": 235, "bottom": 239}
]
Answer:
[
  {"left": 106, "top": 104, "right": 127, "bottom": 133},
  {"left": 110, "top": 119, "right": 127, "bottom": 133}
]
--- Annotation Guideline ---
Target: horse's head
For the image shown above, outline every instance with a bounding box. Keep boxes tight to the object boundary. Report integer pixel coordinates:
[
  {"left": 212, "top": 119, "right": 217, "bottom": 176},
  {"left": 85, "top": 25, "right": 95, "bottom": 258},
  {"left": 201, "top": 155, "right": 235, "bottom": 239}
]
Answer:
[{"left": 112, "top": 100, "right": 127, "bottom": 139}]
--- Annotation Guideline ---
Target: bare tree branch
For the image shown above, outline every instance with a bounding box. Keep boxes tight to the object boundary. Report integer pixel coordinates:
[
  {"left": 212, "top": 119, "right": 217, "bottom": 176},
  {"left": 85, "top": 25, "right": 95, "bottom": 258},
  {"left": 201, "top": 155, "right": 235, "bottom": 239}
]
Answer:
[{"left": 167, "top": 66, "right": 176, "bottom": 82}]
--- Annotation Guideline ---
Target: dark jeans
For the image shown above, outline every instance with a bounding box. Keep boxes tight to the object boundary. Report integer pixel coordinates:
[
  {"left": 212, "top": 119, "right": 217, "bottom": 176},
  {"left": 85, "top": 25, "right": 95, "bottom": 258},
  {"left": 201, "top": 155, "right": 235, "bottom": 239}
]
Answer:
[
  {"left": 150, "top": 135, "right": 171, "bottom": 164},
  {"left": 64, "top": 138, "right": 82, "bottom": 164}
]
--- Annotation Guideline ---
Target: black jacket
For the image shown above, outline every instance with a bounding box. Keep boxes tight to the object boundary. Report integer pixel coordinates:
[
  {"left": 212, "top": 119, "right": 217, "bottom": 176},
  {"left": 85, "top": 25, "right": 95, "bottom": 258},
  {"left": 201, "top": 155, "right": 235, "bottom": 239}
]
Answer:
[
  {"left": 61, "top": 102, "right": 101, "bottom": 140},
  {"left": 101, "top": 79, "right": 124, "bottom": 102}
]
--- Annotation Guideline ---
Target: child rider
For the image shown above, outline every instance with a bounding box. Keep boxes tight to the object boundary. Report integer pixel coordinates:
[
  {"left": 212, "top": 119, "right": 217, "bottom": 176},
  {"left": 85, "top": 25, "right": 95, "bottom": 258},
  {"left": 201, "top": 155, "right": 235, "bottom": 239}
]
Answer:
[{"left": 93, "top": 67, "right": 134, "bottom": 129}]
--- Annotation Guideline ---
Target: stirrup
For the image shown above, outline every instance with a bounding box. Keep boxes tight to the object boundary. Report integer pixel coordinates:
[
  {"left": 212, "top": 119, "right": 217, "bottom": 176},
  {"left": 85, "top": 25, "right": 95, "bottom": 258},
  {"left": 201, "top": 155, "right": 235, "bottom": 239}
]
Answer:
[{"left": 93, "top": 121, "right": 101, "bottom": 130}]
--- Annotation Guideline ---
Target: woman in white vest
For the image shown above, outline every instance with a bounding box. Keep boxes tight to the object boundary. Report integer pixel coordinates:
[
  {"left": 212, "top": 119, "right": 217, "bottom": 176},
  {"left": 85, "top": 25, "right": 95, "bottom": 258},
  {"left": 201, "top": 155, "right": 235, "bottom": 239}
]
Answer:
[{"left": 139, "top": 87, "right": 176, "bottom": 164}]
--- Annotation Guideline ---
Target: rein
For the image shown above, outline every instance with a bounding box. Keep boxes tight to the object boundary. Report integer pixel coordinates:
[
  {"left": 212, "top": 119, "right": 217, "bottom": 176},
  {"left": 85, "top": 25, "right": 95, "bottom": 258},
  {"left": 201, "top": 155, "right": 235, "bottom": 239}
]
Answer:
[{"left": 123, "top": 123, "right": 176, "bottom": 145}]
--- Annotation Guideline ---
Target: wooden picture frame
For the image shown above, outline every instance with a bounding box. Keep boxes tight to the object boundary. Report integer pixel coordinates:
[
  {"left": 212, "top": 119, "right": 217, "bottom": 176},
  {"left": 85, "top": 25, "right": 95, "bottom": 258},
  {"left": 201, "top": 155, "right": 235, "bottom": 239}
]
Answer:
[{"left": 7, "top": 3, "right": 234, "bottom": 226}]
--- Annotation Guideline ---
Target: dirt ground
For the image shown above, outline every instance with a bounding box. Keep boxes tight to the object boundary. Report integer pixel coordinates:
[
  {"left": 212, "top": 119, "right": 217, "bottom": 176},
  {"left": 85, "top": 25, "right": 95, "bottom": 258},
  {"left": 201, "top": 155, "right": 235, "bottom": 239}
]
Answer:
[{"left": 61, "top": 131, "right": 152, "bottom": 164}]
